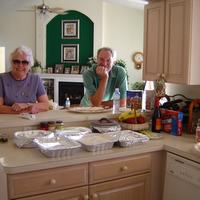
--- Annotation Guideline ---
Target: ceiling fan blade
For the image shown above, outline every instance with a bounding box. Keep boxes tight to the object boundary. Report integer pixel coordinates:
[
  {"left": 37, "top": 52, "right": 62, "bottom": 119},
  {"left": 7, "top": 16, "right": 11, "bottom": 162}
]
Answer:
[
  {"left": 48, "top": 8, "right": 67, "bottom": 15},
  {"left": 16, "top": 9, "right": 35, "bottom": 12}
]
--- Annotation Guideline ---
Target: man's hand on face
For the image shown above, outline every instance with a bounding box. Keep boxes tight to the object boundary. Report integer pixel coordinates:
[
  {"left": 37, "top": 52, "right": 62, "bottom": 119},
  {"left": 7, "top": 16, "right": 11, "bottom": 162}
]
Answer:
[{"left": 96, "top": 65, "right": 109, "bottom": 80}]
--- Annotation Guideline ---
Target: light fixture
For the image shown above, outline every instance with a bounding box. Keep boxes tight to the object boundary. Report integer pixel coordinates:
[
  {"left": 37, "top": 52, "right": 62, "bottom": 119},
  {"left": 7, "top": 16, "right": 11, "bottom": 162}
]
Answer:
[
  {"left": 129, "top": 0, "right": 149, "bottom": 5},
  {"left": 0, "top": 47, "right": 5, "bottom": 73}
]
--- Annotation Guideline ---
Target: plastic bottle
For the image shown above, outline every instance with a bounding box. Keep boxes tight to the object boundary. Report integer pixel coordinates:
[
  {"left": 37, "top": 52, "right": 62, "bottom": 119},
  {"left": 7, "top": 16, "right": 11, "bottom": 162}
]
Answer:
[
  {"left": 65, "top": 97, "right": 71, "bottom": 108},
  {"left": 113, "top": 88, "right": 120, "bottom": 114},
  {"left": 196, "top": 119, "right": 200, "bottom": 142},
  {"left": 151, "top": 97, "right": 162, "bottom": 133}
]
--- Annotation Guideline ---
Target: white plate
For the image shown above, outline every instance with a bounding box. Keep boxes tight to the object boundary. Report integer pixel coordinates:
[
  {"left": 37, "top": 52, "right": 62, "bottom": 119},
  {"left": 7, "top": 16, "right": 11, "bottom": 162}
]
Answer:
[{"left": 67, "top": 107, "right": 112, "bottom": 113}]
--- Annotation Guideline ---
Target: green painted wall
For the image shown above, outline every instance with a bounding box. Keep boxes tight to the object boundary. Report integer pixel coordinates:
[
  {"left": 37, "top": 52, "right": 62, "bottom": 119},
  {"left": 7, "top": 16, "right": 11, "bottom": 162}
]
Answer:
[{"left": 46, "top": 10, "right": 94, "bottom": 68}]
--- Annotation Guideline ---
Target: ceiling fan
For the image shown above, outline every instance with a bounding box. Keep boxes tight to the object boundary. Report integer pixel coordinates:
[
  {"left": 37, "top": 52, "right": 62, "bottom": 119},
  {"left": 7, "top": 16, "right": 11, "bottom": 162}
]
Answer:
[
  {"left": 17, "top": 0, "right": 67, "bottom": 15},
  {"left": 36, "top": 0, "right": 67, "bottom": 15}
]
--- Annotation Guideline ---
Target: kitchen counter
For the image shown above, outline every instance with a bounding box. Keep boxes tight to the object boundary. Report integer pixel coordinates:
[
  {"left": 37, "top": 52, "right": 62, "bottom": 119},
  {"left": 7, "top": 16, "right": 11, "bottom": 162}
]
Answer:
[
  {"left": 0, "top": 109, "right": 200, "bottom": 173},
  {"left": 0, "top": 133, "right": 199, "bottom": 174},
  {"left": 1, "top": 109, "right": 200, "bottom": 200},
  {"left": 0, "top": 109, "right": 115, "bottom": 136}
]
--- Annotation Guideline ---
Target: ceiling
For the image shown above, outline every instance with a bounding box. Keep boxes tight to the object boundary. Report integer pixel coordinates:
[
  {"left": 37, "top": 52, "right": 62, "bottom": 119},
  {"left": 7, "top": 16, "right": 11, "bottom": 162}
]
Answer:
[{"left": 103, "top": 0, "right": 148, "bottom": 9}]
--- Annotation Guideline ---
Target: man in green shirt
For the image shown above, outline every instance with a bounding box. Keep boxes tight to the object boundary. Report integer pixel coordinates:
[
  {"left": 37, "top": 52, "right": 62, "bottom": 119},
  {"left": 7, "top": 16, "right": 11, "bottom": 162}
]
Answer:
[{"left": 81, "top": 47, "right": 128, "bottom": 107}]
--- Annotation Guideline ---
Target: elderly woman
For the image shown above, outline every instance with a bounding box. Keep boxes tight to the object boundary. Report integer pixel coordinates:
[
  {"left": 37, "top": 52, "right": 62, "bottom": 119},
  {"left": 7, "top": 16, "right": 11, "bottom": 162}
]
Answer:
[{"left": 0, "top": 46, "right": 49, "bottom": 114}]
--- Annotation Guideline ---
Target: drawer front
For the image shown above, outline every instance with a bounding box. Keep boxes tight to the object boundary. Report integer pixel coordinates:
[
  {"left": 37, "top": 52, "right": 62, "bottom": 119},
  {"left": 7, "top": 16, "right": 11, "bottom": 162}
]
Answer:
[
  {"left": 89, "top": 154, "right": 151, "bottom": 184},
  {"left": 8, "top": 164, "right": 88, "bottom": 199},
  {"left": 18, "top": 186, "right": 88, "bottom": 200}
]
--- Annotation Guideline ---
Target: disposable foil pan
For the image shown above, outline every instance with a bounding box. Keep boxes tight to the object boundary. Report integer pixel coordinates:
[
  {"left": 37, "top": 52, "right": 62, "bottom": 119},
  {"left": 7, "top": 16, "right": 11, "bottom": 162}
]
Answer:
[
  {"left": 118, "top": 130, "right": 149, "bottom": 147},
  {"left": 33, "top": 135, "right": 82, "bottom": 157},
  {"left": 78, "top": 134, "right": 114, "bottom": 152},
  {"left": 55, "top": 127, "right": 92, "bottom": 140},
  {"left": 14, "top": 130, "right": 52, "bottom": 148}
]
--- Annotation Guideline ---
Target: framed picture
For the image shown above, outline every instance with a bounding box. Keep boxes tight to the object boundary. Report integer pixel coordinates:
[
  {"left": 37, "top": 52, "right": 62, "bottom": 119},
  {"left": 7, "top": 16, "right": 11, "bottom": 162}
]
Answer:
[
  {"left": 80, "top": 65, "right": 89, "bottom": 74},
  {"left": 71, "top": 65, "right": 80, "bottom": 74},
  {"left": 62, "top": 20, "right": 80, "bottom": 39},
  {"left": 61, "top": 44, "right": 79, "bottom": 63},
  {"left": 54, "top": 64, "right": 64, "bottom": 74}
]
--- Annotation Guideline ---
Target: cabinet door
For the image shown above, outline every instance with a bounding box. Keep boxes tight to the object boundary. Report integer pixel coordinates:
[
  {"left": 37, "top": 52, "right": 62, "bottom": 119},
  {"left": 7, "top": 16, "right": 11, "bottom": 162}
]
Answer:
[
  {"left": 143, "top": 1, "right": 165, "bottom": 81},
  {"left": 89, "top": 173, "right": 150, "bottom": 200},
  {"left": 164, "top": 0, "right": 190, "bottom": 83},
  {"left": 18, "top": 186, "right": 89, "bottom": 200}
]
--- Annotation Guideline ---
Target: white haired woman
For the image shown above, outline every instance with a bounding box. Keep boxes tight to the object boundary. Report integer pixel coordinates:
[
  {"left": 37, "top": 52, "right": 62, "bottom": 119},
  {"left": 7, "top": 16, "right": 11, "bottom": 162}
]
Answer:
[{"left": 0, "top": 45, "right": 49, "bottom": 114}]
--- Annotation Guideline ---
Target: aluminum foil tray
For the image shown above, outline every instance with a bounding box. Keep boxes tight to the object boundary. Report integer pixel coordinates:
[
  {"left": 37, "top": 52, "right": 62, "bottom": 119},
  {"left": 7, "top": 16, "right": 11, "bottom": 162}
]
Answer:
[
  {"left": 118, "top": 130, "right": 149, "bottom": 147},
  {"left": 78, "top": 134, "right": 114, "bottom": 152},
  {"left": 33, "top": 135, "right": 82, "bottom": 158},
  {"left": 55, "top": 127, "right": 92, "bottom": 140},
  {"left": 14, "top": 130, "right": 52, "bottom": 148}
]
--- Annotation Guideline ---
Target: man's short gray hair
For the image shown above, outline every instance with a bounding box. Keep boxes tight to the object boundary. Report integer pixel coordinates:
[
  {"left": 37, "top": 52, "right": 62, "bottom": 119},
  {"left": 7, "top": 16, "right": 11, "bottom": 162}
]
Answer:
[
  {"left": 97, "top": 47, "right": 117, "bottom": 61},
  {"left": 9, "top": 45, "right": 34, "bottom": 67}
]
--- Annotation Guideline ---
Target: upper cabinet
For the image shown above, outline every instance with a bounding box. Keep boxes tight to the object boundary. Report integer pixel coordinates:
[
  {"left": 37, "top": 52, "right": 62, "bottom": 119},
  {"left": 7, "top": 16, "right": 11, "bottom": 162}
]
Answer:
[{"left": 143, "top": 0, "right": 200, "bottom": 85}]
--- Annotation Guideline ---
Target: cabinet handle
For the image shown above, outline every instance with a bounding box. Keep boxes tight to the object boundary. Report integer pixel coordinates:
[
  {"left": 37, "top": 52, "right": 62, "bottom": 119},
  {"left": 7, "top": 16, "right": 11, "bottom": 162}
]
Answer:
[
  {"left": 121, "top": 165, "right": 128, "bottom": 171},
  {"left": 49, "top": 178, "right": 56, "bottom": 185},
  {"left": 92, "top": 193, "right": 98, "bottom": 199},
  {"left": 83, "top": 194, "right": 89, "bottom": 200}
]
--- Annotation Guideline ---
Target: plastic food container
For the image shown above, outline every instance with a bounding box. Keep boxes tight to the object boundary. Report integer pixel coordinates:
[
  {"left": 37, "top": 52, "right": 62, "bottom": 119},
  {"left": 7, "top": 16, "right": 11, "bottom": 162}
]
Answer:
[
  {"left": 78, "top": 134, "right": 115, "bottom": 152},
  {"left": 14, "top": 130, "right": 52, "bottom": 148},
  {"left": 91, "top": 118, "right": 121, "bottom": 133},
  {"left": 33, "top": 134, "right": 82, "bottom": 157}
]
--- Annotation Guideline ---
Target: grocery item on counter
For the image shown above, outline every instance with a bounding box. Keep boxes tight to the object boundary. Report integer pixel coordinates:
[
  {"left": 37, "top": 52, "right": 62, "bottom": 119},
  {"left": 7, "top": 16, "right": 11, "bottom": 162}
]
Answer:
[{"left": 161, "top": 109, "right": 183, "bottom": 136}]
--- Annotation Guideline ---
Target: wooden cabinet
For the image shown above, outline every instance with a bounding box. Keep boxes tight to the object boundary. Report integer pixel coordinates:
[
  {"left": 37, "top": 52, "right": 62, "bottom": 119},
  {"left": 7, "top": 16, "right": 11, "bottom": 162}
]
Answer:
[
  {"left": 88, "top": 154, "right": 151, "bottom": 200},
  {"left": 143, "top": 0, "right": 200, "bottom": 84},
  {"left": 89, "top": 174, "right": 150, "bottom": 200},
  {"left": 7, "top": 153, "right": 164, "bottom": 200},
  {"left": 7, "top": 164, "right": 88, "bottom": 199},
  {"left": 18, "top": 186, "right": 89, "bottom": 200}
]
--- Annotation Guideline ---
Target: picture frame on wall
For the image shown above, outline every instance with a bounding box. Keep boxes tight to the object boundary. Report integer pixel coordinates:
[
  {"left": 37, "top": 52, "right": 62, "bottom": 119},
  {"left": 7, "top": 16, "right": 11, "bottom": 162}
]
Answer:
[
  {"left": 62, "top": 20, "right": 80, "bottom": 39},
  {"left": 71, "top": 65, "right": 80, "bottom": 74},
  {"left": 61, "top": 44, "right": 79, "bottom": 63}
]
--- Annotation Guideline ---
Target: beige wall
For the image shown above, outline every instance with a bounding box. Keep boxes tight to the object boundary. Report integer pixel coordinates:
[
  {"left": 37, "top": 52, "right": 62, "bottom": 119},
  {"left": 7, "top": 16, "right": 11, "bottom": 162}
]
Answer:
[
  {"left": 0, "top": 0, "right": 103, "bottom": 69},
  {"left": 1, "top": 0, "right": 200, "bottom": 97},
  {"left": 103, "top": 2, "right": 144, "bottom": 88}
]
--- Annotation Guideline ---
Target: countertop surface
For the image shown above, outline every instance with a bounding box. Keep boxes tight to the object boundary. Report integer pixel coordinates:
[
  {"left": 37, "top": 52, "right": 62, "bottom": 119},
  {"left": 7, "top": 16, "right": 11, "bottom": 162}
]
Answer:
[
  {"left": 0, "top": 109, "right": 200, "bottom": 174},
  {"left": 0, "top": 109, "right": 114, "bottom": 129},
  {"left": 0, "top": 132, "right": 200, "bottom": 174}
]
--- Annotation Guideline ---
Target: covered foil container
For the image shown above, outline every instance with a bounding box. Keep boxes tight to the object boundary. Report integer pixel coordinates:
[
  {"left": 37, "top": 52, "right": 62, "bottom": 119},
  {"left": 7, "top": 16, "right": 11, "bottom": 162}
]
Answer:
[
  {"left": 14, "top": 130, "right": 52, "bottom": 148},
  {"left": 55, "top": 127, "right": 92, "bottom": 140},
  {"left": 118, "top": 130, "right": 149, "bottom": 147},
  {"left": 91, "top": 118, "right": 121, "bottom": 133},
  {"left": 33, "top": 134, "right": 82, "bottom": 157},
  {"left": 78, "top": 134, "right": 115, "bottom": 152}
]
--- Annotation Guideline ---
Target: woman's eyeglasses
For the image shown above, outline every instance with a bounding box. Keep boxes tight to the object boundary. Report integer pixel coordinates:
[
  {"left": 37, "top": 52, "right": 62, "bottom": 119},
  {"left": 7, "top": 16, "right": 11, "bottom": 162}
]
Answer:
[{"left": 12, "top": 59, "right": 29, "bottom": 65}]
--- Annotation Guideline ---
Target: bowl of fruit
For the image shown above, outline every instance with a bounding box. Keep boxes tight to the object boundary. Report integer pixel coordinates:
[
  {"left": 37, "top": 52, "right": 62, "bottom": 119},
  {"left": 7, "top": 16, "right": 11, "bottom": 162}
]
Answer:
[{"left": 118, "top": 109, "right": 149, "bottom": 131}]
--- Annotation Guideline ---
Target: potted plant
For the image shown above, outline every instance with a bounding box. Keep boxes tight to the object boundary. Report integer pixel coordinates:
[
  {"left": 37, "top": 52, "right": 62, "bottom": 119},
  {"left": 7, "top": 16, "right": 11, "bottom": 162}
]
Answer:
[{"left": 31, "top": 58, "right": 42, "bottom": 73}]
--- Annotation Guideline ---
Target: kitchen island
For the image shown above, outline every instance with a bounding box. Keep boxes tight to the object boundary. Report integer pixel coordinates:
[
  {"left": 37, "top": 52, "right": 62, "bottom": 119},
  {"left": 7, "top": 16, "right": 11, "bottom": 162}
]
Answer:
[{"left": 0, "top": 109, "right": 200, "bottom": 200}]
